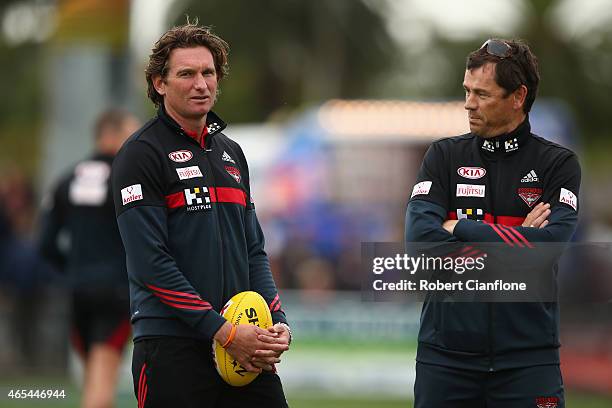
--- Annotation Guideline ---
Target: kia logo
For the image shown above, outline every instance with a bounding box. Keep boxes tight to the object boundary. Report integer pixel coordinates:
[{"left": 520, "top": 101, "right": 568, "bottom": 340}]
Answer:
[
  {"left": 168, "top": 150, "right": 193, "bottom": 163},
  {"left": 458, "top": 167, "right": 486, "bottom": 179}
]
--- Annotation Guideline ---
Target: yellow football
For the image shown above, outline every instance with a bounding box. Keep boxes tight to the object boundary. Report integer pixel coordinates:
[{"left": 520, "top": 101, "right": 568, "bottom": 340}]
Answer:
[{"left": 213, "top": 291, "right": 273, "bottom": 386}]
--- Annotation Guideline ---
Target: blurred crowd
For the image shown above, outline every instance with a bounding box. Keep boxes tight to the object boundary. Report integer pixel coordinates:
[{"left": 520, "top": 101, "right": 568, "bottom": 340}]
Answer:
[{"left": 0, "top": 164, "right": 68, "bottom": 373}]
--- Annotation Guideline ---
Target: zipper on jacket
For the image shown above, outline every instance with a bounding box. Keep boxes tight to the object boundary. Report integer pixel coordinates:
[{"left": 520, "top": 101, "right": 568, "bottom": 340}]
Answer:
[
  {"left": 200, "top": 139, "right": 226, "bottom": 306},
  {"left": 488, "top": 158, "right": 503, "bottom": 372}
]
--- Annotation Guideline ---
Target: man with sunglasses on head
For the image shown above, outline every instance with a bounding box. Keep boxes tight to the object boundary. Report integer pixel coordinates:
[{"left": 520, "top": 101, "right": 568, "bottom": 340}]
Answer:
[{"left": 406, "top": 39, "right": 580, "bottom": 407}]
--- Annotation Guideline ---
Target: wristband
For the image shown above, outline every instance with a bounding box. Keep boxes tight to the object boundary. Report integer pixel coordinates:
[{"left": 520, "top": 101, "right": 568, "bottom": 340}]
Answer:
[
  {"left": 278, "top": 323, "right": 292, "bottom": 345},
  {"left": 222, "top": 324, "right": 237, "bottom": 349}
]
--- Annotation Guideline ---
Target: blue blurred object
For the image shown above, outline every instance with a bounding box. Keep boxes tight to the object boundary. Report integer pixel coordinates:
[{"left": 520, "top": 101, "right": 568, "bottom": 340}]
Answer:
[{"left": 0, "top": 208, "right": 55, "bottom": 291}]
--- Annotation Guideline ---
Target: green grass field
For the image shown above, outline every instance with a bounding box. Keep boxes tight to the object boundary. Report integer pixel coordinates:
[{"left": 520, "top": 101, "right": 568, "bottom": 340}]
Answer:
[
  {"left": 289, "top": 394, "right": 612, "bottom": 408},
  {"left": 1, "top": 380, "right": 611, "bottom": 408},
  {"left": 1, "top": 341, "right": 609, "bottom": 408}
]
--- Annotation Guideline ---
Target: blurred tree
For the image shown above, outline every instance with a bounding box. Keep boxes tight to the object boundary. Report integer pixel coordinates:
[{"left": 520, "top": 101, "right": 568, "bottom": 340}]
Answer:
[
  {"left": 415, "top": 0, "right": 612, "bottom": 143},
  {"left": 0, "top": 0, "right": 45, "bottom": 175},
  {"left": 175, "top": 0, "right": 399, "bottom": 123},
  {"left": 522, "top": 0, "right": 612, "bottom": 142}
]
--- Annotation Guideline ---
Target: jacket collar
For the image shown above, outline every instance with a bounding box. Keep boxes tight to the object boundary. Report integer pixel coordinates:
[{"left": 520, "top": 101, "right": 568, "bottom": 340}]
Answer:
[
  {"left": 157, "top": 105, "right": 227, "bottom": 141},
  {"left": 477, "top": 116, "right": 531, "bottom": 156}
]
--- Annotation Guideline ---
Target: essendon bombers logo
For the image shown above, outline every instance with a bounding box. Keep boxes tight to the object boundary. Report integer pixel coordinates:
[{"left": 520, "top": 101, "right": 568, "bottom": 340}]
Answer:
[
  {"left": 457, "top": 166, "right": 486, "bottom": 180},
  {"left": 536, "top": 397, "right": 559, "bottom": 408},
  {"left": 168, "top": 150, "right": 193, "bottom": 163},
  {"left": 518, "top": 187, "right": 542, "bottom": 208},
  {"left": 225, "top": 166, "right": 241, "bottom": 183}
]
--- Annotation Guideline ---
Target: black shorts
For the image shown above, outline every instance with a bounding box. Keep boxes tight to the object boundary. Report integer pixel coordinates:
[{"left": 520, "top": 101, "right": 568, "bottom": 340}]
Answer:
[
  {"left": 132, "top": 337, "right": 288, "bottom": 408},
  {"left": 71, "top": 288, "right": 131, "bottom": 356},
  {"left": 414, "top": 362, "right": 565, "bottom": 408}
]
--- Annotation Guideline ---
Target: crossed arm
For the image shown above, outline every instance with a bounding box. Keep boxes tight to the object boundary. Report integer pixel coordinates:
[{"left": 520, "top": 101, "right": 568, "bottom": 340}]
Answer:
[
  {"left": 406, "top": 199, "right": 577, "bottom": 245},
  {"left": 443, "top": 202, "right": 551, "bottom": 234}
]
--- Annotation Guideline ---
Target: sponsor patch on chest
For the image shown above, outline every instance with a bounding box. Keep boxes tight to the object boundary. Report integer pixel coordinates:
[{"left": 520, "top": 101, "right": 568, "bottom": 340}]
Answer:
[
  {"left": 518, "top": 187, "right": 542, "bottom": 208},
  {"left": 176, "top": 166, "right": 203, "bottom": 180},
  {"left": 168, "top": 150, "right": 193, "bottom": 163},
  {"left": 457, "top": 167, "right": 486, "bottom": 179},
  {"left": 457, "top": 208, "right": 484, "bottom": 220},
  {"left": 411, "top": 181, "right": 432, "bottom": 198},
  {"left": 184, "top": 186, "right": 212, "bottom": 211},
  {"left": 69, "top": 161, "right": 110, "bottom": 206},
  {"left": 559, "top": 187, "right": 577, "bottom": 211},
  {"left": 456, "top": 184, "right": 485, "bottom": 197}
]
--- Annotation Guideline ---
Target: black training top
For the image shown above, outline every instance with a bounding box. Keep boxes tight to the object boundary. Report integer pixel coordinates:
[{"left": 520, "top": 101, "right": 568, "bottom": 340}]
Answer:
[
  {"left": 111, "top": 106, "right": 287, "bottom": 342},
  {"left": 40, "top": 153, "right": 127, "bottom": 290},
  {"left": 405, "top": 117, "right": 580, "bottom": 371}
]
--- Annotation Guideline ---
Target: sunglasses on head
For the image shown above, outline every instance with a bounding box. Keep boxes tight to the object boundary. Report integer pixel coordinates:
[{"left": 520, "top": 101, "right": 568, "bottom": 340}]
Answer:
[{"left": 480, "top": 39, "right": 512, "bottom": 58}]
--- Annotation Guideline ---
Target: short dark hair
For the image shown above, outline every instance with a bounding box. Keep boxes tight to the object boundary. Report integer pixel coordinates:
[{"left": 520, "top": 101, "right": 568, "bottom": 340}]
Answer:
[
  {"left": 94, "top": 109, "right": 134, "bottom": 139},
  {"left": 466, "top": 38, "right": 540, "bottom": 113},
  {"left": 145, "top": 21, "right": 230, "bottom": 107}
]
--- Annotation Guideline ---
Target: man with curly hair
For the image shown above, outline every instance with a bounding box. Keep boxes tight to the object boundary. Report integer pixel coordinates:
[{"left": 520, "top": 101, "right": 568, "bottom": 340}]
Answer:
[{"left": 112, "top": 22, "right": 290, "bottom": 407}]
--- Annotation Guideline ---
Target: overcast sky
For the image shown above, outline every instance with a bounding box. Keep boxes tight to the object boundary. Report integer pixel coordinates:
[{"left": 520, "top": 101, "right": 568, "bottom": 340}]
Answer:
[
  {"left": 379, "top": 0, "right": 612, "bottom": 48},
  {"left": 3, "top": 0, "right": 611, "bottom": 56}
]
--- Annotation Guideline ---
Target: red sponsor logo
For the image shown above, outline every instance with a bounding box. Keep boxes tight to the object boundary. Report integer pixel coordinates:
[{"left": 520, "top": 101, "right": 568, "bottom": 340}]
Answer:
[
  {"left": 536, "top": 397, "right": 559, "bottom": 408},
  {"left": 225, "top": 166, "right": 241, "bottom": 183},
  {"left": 457, "top": 166, "right": 486, "bottom": 179},
  {"left": 518, "top": 187, "right": 542, "bottom": 208},
  {"left": 168, "top": 150, "right": 193, "bottom": 163}
]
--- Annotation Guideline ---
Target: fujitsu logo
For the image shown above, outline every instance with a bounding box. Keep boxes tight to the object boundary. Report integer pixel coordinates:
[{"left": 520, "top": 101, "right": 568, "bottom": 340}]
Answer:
[
  {"left": 457, "top": 166, "right": 486, "bottom": 180},
  {"left": 456, "top": 184, "right": 485, "bottom": 197},
  {"left": 176, "top": 166, "right": 203, "bottom": 180}
]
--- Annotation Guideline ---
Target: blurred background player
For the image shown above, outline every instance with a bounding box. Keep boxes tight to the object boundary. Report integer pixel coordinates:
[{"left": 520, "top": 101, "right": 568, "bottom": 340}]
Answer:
[{"left": 39, "top": 109, "right": 140, "bottom": 408}]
